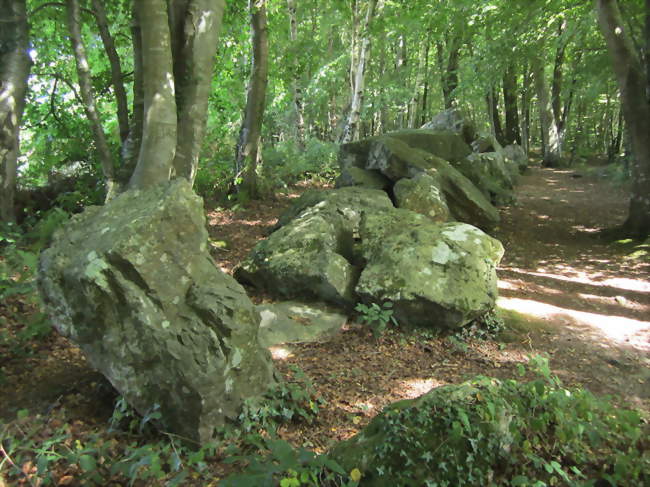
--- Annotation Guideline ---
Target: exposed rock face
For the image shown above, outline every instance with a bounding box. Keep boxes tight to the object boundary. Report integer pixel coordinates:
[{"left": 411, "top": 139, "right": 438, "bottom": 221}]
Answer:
[
  {"left": 236, "top": 187, "right": 503, "bottom": 330},
  {"left": 454, "top": 152, "right": 516, "bottom": 206},
  {"left": 386, "top": 129, "right": 472, "bottom": 163},
  {"left": 501, "top": 143, "right": 529, "bottom": 174},
  {"left": 235, "top": 187, "right": 394, "bottom": 306},
  {"left": 357, "top": 210, "right": 504, "bottom": 329},
  {"left": 38, "top": 180, "right": 275, "bottom": 444},
  {"left": 393, "top": 174, "right": 450, "bottom": 223},
  {"left": 334, "top": 166, "right": 390, "bottom": 190},
  {"left": 421, "top": 107, "right": 477, "bottom": 144},
  {"left": 257, "top": 301, "right": 347, "bottom": 347}
]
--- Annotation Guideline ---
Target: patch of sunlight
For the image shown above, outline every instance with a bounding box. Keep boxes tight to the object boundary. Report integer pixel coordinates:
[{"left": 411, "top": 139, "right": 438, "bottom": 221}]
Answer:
[
  {"left": 508, "top": 267, "right": 650, "bottom": 293},
  {"left": 498, "top": 280, "right": 518, "bottom": 290},
  {"left": 498, "top": 297, "right": 650, "bottom": 351},
  {"left": 577, "top": 293, "right": 649, "bottom": 312},
  {"left": 571, "top": 225, "right": 602, "bottom": 234},
  {"left": 269, "top": 346, "right": 293, "bottom": 360},
  {"left": 352, "top": 401, "right": 375, "bottom": 413},
  {"left": 399, "top": 378, "right": 441, "bottom": 399}
]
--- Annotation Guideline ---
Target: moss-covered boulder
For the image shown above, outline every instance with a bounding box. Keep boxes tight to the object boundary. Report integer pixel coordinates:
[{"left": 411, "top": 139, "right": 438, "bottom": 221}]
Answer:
[
  {"left": 38, "top": 180, "right": 275, "bottom": 444},
  {"left": 420, "top": 108, "right": 477, "bottom": 145},
  {"left": 386, "top": 129, "right": 472, "bottom": 163},
  {"left": 454, "top": 152, "right": 516, "bottom": 206},
  {"left": 366, "top": 136, "right": 433, "bottom": 180},
  {"left": 235, "top": 187, "right": 394, "bottom": 306},
  {"left": 356, "top": 210, "right": 503, "bottom": 329},
  {"left": 335, "top": 166, "right": 391, "bottom": 191},
  {"left": 393, "top": 173, "right": 450, "bottom": 223},
  {"left": 501, "top": 143, "right": 529, "bottom": 174}
]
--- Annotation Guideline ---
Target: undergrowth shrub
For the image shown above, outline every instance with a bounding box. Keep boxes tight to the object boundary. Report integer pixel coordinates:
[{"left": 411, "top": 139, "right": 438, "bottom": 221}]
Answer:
[
  {"left": 263, "top": 138, "right": 338, "bottom": 186},
  {"left": 330, "top": 356, "right": 649, "bottom": 486}
]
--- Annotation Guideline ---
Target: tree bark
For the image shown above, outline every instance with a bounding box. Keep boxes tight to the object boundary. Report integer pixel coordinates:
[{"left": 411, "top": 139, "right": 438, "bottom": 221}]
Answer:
[
  {"left": 66, "top": 0, "right": 116, "bottom": 195},
  {"left": 0, "top": 0, "right": 30, "bottom": 222},
  {"left": 287, "top": 0, "right": 306, "bottom": 148},
  {"left": 235, "top": 0, "right": 269, "bottom": 199},
  {"left": 437, "top": 34, "right": 462, "bottom": 110},
  {"left": 597, "top": 0, "right": 650, "bottom": 237},
  {"left": 532, "top": 54, "right": 562, "bottom": 167},
  {"left": 339, "top": 0, "right": 379, "bottom": 144},
  {"left": 128, "top": 0, "right": 177, "bottom": 189},
  {"left": 91, "top": 0, "right": 129, "bottom": 145},
  {"left": 487, "top": 87, "right": 506, "bottom": 145},
  {"left": 170, "top": 0, "right": 225, "bottom": 184},
  {"left": 408, "top": 39, "right": 428, "bottom": 129},
  {"left": 502, "top": 63, "right": 521, "bottom": 145}
]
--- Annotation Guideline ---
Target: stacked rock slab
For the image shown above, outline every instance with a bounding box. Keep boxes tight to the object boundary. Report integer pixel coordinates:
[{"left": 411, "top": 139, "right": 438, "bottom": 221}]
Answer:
[
  {"left": 235, "top": 187, "right": 503, "bottom": 330},
  {"left": 38, "top": 180, "right": 275, "bottom": 444}
]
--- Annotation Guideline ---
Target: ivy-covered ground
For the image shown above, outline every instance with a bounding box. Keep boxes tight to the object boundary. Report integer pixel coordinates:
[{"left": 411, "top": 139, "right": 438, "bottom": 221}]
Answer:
[{"left": 1, "top": 164, "right": 648, "bottom": 485}]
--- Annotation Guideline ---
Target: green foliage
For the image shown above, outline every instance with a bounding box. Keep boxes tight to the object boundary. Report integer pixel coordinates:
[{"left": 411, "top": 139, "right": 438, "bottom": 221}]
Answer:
[
  {"left": 338, "top": 356, "right": 649, "bottom": 486},
  {"left": 222, "top": 437, "right": 359, "bottom": 487},
  {"left": 0, "top": 407, "right": 219, "bottom": 486},
  {"left": 355, "top": 301, "right": 398, "bottom": 338},
  {"left": 239, "top": 366, "right": 326, "bottom": 433},
  {"left": 262, "top": 138, "right": 339, "bottom": 186},
  {"left": 453, "top": 309, "right": 505, "bottom": 342}
]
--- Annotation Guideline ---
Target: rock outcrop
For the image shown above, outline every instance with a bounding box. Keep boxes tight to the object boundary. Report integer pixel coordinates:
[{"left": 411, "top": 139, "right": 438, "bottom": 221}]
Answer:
[
  {"left": 38, "top": 179, "right": 275, "bottom": 444},
  {"left": 236, "top": 187, "right": 503, "bottom": 330}
]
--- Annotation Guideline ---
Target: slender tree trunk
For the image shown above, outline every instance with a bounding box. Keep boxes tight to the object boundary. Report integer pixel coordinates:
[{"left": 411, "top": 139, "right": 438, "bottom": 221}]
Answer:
[
  {"left": 66, "top": 0, "right": 116, "bottom": 195},
  {"left": 128, "top": 0, "right": 177, "bottom": 189},
  {"left": 437, "top": 34, "right": 462, "bottom": 110},
  {"left": 120, "top": 3, "right": 144, "bottom": 186},
  {"left": 532, "top": 54, "right": 562, "bottom": 167},
  {"left": 287, "top": 0, "right": 306, "bottom": 148},
  {"left": 235, "top": 0, "right": 269, "bottom": 199},
  {"left": 597, "top": 0, "right": 650, "bottom": 237},
  {"left": 502, "top": 63, "right": 521, "bottom": 144},
  {"left": 487, "top": 87, "right": 506, "bottom": 145},
  {"left": 420, "top": 40, "right": 430, "bottom": 126},
  {"left": 170, "top": 0, "right": 225, "bottom": 183},
  {"left": 92, "top": 0, "right": 129, "bottom": 145},
  {"left": 0, "top": 0, "right": 30, "bottom": 222},
  {"left": 408, "top": 39, "right": 427, "bottom": 128},
  {"left": 521, "top": 63, "right": 532, "bottom": 155},
  {"left": 339, "top": 0, "right": 379, "bottom": 144}
]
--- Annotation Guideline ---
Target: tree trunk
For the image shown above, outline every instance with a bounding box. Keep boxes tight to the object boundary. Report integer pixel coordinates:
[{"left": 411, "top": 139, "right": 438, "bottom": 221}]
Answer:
[
  {"left": 120, "top": 3, "right": 144, "bottom": 186},
  {"left": 128, "top": 0, "right": 177, "bottom": 189},
  {"left": 0, "top": 0, "right": 30, "bottom": 222},
  {"left": 437, "top": 34, "right": 462, "bottom": 110},
  {"left": 235, "top": 0, "right": 269, "bottom": 199},
  {"left": 92, "top": 0, "right": 129, "bottom": 145},
  {"left": 66, "top": 0, "right": 116, "bottom": 195},
  {"left": 597, "top": 0, "right": 650, "bottom": 237},
  {"left": 502, "top": 63, "right": 521, "bottom": 145},
  {"left": 521, "top": 63, "right": 532, "bottom": 155},
  {"left": 408, "top": 39, "right": 428, "bottom": 129},
  {"left": 170, "top": 0, "right": 225, "bottom": 184},
  {"left": 532, "top": 54, "right": 562, "bottom": 167},
  {"left": 339, "top": 0, "right": 379, "bottom": 144},
  {"left": 487, "top": 87, "right": 506, "bottom": 145},
  {"left": 287, "top": 0, "right": 306, "bottom": 148}
]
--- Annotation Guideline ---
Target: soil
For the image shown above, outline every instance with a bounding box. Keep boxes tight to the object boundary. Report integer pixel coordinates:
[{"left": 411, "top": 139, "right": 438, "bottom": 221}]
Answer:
[{"left": 1, "top": 164, "right": 649, "bottom": 484}]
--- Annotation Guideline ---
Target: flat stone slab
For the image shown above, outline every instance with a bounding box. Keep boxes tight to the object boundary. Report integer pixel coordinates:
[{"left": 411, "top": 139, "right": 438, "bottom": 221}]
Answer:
[{"left": 257, "top": 301, "right": 348, "bottom": 347}]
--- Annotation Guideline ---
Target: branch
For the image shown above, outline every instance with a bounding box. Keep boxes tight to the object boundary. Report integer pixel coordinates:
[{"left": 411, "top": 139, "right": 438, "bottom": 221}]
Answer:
[{"left": 30, "top": 1, "right": 95, "bottom": 18}]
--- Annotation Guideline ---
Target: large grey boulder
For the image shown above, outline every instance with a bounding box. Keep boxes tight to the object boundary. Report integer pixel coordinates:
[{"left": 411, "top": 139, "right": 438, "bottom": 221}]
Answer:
[
  {"left": 385, "top": 129, "right": 472, "bottom": 163},
  {"left": 356, "top": 210, "right": 504, "bottom": 329},
  {"left": 421, "top": 108, "right": 477, "bottom": 145},
  {"left": 423, "top": 155, "right": 501, "bottom": 231},
  {"left": 235, "top": 187, "right": 393, "bottom": 306},
  {"left": 393, "top": 174, "right": 450, "bottom": 223},
  {"left": 334, "top": 166, "right": 391, "bottom": 191},
  {"left": 501, "top": 143, "right": 528, "bottom": 174},
  {"left": 257, "top": 301, "right": 347, "bottom": 347},
  {"left": 454, "top": 152, "right": 516, "bottom": 206},
  {"left": 38, "top": 180, "right": 275, "bottom": 444}
]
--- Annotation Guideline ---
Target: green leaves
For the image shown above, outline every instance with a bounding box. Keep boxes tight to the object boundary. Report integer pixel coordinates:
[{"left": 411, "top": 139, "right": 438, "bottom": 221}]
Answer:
[{"left": 355, "top": 301, "right": 399, "bottom": 338}]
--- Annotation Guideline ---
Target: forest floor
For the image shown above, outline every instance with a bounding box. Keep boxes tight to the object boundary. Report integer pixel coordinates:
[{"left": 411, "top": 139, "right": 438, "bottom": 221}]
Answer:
[{"left": 1, "top": 163, "right": 649, "bottom": 484}]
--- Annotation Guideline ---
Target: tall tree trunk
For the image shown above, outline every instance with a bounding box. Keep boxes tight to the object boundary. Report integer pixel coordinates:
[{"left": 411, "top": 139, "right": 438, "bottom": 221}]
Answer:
[
  {"left": 502, "top": 63, "right": 521, "bottom": 145},
  {"left": 437, "top": 34, "right": 462, "bottom": 110},
  {"left": 0, "top": 0, "right": 30, "bottom": 222},
  {"left": 521, "top": 63, "right": 532, "bottom": 155},
  {"left": 408, "top": 39, "right": 428, "bottom": 129},
  {"left": 532, "top": 54, "right": 562, "bottom": 167},
  {"left": 120, "top": 3, "right": 144, "bottom": 186},
  {"left": 420, "top": 40, "right": 430, "bottom": 126},
  {"left": 597, "top": 0, "right": 650, "bottom": 237},
  {"left": 235, "top": 0, "right": 269, "bottom": 199},
  {"left": 128, "top": 0, "right": 177, "bottom": 189},
  {"left": 287, "top": 0, "right": 306, "bottom": 148},
  {"left": 487, "top": 87, "right": 505, "bottom": 145},
  {"left": 66, "top": 0, "right": 116, "bottom": 196},
  {"left": 339, "top": 0, "right": 379, "bottom": 144},
  {"left": 169, "top": 0, "right": 225, "bottom": 183},
  {"left": 92, "top": 0, "right": 130, "bottom": 145}
]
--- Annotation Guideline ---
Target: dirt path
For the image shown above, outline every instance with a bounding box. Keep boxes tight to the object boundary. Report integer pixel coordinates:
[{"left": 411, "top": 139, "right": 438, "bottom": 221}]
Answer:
[{"left": 494, "top": 166, "right": 650, "bottom": 406}]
